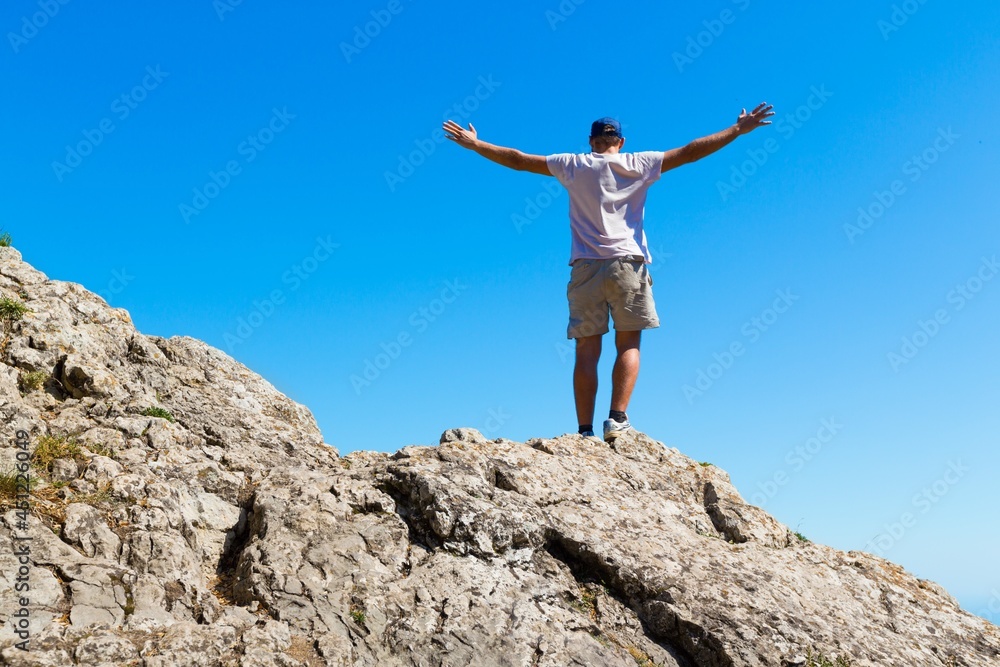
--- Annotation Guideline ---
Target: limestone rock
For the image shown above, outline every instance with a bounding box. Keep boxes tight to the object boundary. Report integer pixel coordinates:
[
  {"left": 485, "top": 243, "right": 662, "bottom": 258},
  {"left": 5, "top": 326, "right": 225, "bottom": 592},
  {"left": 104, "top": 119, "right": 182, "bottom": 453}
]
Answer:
[
  {"left": 1, "top": 244, "right": 998, "bottom": 666},
  {"left": 50, "top": 457, "right": 79, "bottom": 482},
  {"left": 62, "top": 503, "right": 121, "bottom": 560}
]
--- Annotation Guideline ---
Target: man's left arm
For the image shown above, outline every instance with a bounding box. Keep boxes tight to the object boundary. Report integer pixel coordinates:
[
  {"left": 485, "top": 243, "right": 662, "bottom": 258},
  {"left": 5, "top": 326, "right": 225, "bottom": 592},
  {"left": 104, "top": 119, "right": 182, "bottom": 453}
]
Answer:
[
  {"left": 443, "top": 120, "right": 552, "bottom": 176},
  {"left": 660, "top": 102, "right": 774, "bottom": 173}
]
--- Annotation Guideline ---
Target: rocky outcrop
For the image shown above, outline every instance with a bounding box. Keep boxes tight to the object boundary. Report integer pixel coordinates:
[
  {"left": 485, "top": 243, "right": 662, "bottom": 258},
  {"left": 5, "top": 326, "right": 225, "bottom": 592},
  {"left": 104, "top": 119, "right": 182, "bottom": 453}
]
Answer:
[{"left": 1, "top": 245, "right": 998, "bottom": 666}]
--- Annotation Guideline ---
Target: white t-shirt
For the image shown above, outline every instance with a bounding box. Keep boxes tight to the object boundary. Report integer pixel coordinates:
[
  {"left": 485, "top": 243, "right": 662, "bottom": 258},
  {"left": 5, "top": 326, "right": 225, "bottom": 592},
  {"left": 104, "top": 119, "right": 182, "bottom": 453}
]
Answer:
[{"left": 546, "top": 151, "right": 664, "bottom": 265}]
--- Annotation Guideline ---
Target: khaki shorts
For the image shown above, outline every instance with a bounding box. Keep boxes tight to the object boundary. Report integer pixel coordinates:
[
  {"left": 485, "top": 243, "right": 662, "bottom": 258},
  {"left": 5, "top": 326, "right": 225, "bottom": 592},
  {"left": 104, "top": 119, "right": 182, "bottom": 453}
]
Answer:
[{"left": 567, "top": 257, "right": 660, "bottom": 339}]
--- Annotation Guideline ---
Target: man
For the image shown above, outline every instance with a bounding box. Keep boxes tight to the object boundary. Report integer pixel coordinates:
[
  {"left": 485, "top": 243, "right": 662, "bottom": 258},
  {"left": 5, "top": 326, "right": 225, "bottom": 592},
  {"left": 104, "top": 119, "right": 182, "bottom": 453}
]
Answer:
[{"left": 443, "top": 103, "right": 774, "bottom": 442}]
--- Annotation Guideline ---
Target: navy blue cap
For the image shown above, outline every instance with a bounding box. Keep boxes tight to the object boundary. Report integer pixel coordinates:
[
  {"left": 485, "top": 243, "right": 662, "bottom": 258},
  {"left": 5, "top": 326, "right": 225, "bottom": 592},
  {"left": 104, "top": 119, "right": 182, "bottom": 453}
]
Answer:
[{"left": 590, "top": 117, "right": 623, "bottom": 138}]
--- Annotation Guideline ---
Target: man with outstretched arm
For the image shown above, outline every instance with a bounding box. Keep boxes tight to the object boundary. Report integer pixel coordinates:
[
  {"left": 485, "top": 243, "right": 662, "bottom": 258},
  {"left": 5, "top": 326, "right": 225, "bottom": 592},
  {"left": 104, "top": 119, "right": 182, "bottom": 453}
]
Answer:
[{"left": 443, "top": 103, "right": 774, "bottom": 442}]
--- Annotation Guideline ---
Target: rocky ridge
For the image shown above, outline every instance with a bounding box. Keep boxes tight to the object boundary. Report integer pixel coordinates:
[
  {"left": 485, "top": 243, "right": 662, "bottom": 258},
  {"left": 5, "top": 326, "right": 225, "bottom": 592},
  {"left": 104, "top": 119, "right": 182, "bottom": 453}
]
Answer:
[{"left": 0, "top": 245, "right": 998, "bottom": 667}]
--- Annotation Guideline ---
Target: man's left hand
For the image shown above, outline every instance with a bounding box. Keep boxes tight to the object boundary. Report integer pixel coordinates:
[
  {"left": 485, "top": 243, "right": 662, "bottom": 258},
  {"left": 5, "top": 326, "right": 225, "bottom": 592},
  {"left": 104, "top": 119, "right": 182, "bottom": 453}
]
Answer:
[{"left": 736, "top": 102, "right": 775, "bottom": 135}]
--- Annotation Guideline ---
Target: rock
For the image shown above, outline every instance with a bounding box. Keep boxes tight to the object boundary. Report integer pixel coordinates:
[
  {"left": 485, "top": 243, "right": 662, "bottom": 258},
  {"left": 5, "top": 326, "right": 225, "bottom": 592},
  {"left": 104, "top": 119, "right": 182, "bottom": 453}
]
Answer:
[
  {"left": 239, "top": 620, "right": 299, "bottom": 667},
  {"left": 63, "top": 504, "right": 122, "bottom": 560},
  {"left": 73, "top": 630, "right": 140, "bottom": 665},
  {"left": 124, "top": 574, "right": 176, "bottom": 630},
  {"left": 51, "top": 457, "right": 79, "bottom": 482},
  {"left": 76, "top": 427, "right": 127, "bottom": 455},
  {"left": 439, "top": 426, "right": 488, "bottom": 444},
  {"left": 60, "top": 563, "right": 132, "bottom": 628},
  {"left": 231, "top": 434, "right": 1000, "bottom": 666},
  {"left": 0, "top": 516, "right": 66, "bottom": 638},
  {"left": 1, "top": 245, "right": 998, "bottom": 666},
  {"left": 0, "top": 646, "right": 73, "bottom": 667},
  {"left": 82, "top": 456, "right": 124, "bottom": 485},
  {"left": 108, "top": 473, "right": 148, "bottom": 501},
  {"left": 138, "top": 623, "right": 238, "bottom": 667},
  {"left": 60, "top": 362, "right": 112, "bottom": 400}
]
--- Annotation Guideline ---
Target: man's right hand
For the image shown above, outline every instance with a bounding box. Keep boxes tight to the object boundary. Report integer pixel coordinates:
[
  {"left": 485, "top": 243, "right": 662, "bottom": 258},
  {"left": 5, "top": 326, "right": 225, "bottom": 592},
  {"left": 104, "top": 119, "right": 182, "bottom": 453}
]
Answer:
[
  {"left": 736, "top": 102, "right": 775, "bottom": 135},
  {"left": 442, "top": 120, "right": 552, "bottom": 176}
]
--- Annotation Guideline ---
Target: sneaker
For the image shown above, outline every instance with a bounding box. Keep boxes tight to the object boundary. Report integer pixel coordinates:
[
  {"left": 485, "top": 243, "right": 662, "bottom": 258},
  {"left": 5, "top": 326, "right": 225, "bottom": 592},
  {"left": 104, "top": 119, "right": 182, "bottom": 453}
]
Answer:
[
  {"left": 578, "top": 430, "right": 604, "bottom": 444},
  {"left": 579, "top": 430, "right": 596, "bottom": 437},
  {"left": 603, "top": 418, "right": 633, "bottom": 443}
]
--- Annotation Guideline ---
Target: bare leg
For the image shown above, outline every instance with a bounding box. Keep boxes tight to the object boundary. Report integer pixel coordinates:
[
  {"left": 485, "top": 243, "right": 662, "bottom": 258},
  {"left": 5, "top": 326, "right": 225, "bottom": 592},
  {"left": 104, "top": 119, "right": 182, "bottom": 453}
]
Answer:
[
  {"left": 573, "top": 335, "right": 603, "bottom": 427},
  {"left": 610, "top": 330, "right": 641, "bottom": 413}
]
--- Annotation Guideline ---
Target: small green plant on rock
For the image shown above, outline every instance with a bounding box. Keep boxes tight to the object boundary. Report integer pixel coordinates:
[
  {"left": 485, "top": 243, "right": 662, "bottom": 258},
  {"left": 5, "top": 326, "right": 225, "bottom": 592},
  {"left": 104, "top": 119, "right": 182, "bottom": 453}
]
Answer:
[
  {"left": 349, "top": 606, "right": 366, "bottom": 625},
  {"left": 589, "top": 629, "right": 612, "bottom": 649},
  {"left": 0, "top": 296, "right": 29, "bottom": 354},
  {"left": 18, "top": 370, "right": 48, "bottom": 393},
  {"left": 0, "top": 468, "right": 33, "bottom": 503},
  {"left": 795, "top": 531, "right": 810, "bottom": 543},
  {"left": 141, "top": 406, "right": 175, "bottom": 422},
  {"left": 73, "top": 483, "right": 114, "bottom": 508},
  {"left": 571, "top": 587, "right": 599, "bottom": 620},
  {"left": 0, "top": 230, "right": 11, "bottom": 247},
  {"left": 626, "top": 645, "right": 663, "bottom": 666},
  {"left": 806, "top": 648, "right": 852, "bottom": 667},
  {"left": 0, "top": 297, "right": 29, "bottom": 324},
  {"left": 32, "top": 434, "right": 85, "bottom": 473},
  {"left": 87, "top": 442, "right": 117, "bottom": 459}
]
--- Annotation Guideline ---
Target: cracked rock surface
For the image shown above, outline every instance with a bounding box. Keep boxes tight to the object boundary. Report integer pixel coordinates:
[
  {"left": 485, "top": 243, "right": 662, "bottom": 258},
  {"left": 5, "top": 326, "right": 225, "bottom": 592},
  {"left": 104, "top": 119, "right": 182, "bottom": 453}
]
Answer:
[{"left": 1, "top": 245, "right": 999, "bottom": 666}]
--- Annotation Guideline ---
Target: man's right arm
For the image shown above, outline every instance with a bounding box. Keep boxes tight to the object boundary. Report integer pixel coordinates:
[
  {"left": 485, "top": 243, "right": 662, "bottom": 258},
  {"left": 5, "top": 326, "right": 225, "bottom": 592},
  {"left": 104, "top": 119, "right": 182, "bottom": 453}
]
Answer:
[
  {"left": 660, "top": 102, "right": 774, "bottom": 173},
  {"left": 443, "top": 120, "right": 553, "bottom": 176}
]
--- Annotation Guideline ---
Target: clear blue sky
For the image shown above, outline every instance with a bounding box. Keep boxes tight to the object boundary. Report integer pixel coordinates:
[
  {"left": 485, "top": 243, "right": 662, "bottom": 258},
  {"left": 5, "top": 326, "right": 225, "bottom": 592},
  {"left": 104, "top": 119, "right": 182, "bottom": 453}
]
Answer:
[{"left": 4, "top": 1, "right": 999, "bottom": 620}]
